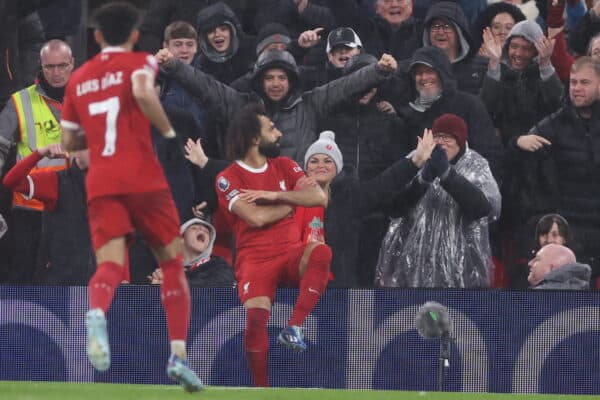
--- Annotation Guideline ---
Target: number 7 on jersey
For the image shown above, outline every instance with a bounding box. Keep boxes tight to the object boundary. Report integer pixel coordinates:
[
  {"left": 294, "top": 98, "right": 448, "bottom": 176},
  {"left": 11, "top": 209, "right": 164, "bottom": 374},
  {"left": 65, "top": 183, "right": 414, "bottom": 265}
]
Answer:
[{"left": 89, "top": 96, "right": 120, "bottom": 156}]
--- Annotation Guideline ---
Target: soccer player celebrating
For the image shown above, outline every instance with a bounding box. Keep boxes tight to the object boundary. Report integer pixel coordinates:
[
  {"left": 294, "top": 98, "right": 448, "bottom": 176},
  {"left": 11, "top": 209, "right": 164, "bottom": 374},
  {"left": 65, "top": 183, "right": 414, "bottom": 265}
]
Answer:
[
  {"left": 215, "top": 103, "right": 332, "bottom": 387},
  {"left": 60, "top": 2, "right": 203, "bottom": 392}
]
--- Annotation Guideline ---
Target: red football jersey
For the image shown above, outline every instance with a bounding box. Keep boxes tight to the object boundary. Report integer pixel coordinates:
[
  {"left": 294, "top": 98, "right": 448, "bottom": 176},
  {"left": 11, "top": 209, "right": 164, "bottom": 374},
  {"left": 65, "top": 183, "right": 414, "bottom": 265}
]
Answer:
[
  {"left": 294, "top": 206, "right": 325, "bottom": 244},
  {"left": 61, "top": 48, "right": 168, "bottom": 201},
  {"left": 216, "top": 157, "right": 305, "bottom": 255}
]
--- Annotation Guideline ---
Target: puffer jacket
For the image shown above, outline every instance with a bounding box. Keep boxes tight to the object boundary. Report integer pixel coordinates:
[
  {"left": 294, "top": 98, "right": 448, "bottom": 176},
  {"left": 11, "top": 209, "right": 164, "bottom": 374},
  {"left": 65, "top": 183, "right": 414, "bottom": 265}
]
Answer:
[{"left": 480, "top": 19, "right": 563, "bottom": 146}]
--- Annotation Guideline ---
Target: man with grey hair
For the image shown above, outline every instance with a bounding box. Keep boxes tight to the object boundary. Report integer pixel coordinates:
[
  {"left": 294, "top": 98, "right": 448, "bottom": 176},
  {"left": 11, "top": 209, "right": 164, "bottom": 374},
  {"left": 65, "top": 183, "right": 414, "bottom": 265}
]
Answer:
[{"left": 0, "top": 38, "right": 73, "bottom": 283}]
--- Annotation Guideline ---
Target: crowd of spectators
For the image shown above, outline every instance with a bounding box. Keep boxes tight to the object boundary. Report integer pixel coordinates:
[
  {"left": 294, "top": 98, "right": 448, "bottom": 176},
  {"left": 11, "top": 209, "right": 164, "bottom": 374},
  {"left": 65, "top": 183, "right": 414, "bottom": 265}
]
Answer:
[{"left": 1, "top": 0, "right": 600, "bottom": 291}]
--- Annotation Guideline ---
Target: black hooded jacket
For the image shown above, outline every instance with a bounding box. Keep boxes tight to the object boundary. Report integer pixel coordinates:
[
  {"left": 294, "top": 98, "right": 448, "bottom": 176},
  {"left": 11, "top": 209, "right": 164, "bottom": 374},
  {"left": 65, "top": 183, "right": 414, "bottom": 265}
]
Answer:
[
  {"left": 196, "top": 2, "right": 256, "bottom": 84},
  {"left": 423, "top": 1, "right": 488, "bottom": 95},
  {"left": 398, "top": 46, "right": 503, "bottom": 181}
]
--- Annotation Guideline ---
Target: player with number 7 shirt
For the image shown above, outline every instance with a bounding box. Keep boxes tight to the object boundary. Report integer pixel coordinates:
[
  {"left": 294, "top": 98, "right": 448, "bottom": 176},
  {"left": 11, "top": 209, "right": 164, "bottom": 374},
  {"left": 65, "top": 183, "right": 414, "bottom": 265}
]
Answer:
[{"left": 60, "top": 2, "right": 203, "bottom": 392}]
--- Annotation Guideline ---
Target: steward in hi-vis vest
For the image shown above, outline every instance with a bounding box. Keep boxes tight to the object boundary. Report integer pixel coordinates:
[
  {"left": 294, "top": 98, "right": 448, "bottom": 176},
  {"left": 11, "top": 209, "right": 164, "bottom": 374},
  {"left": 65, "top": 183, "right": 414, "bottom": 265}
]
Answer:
[
  {"left": 0, "top": 39, "right": 73, "bottom": 284},
  {"left": 11, "top": 83, "right": 67, "bottom": 210}
]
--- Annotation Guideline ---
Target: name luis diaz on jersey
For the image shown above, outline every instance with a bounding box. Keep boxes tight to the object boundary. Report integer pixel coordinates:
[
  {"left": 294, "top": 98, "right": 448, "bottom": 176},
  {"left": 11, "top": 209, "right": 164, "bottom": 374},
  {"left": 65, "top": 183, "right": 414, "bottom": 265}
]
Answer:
[{"left": 76, "top": 71, "right": 123, "bottom": 96}]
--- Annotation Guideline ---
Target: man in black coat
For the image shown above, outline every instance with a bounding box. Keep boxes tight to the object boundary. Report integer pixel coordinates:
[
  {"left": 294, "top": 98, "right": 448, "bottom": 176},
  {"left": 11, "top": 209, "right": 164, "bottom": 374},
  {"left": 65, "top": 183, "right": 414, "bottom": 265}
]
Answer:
[{"left": 512, "top": 57, "right": 600, "bottom": 286}]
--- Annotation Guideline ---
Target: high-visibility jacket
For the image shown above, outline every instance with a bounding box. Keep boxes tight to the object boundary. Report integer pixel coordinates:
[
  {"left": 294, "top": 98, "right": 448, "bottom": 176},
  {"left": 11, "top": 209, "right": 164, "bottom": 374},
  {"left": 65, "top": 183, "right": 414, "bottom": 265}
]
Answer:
[{"left": 11, "top": 84, "right": 67, "bottom": 211}]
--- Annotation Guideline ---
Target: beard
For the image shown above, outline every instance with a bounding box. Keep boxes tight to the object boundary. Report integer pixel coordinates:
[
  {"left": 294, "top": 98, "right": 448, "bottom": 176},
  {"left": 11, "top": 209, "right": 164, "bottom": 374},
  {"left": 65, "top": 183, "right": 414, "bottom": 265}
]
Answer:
[{"left": 258, "top": 138, "right": 281, "bottom": 158}]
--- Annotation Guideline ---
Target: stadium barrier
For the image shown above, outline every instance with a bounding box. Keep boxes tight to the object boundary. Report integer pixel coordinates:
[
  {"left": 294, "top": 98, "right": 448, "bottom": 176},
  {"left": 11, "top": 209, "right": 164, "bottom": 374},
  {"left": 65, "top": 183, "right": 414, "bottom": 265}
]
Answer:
[{"left": 1, "top": 285, "right": 599, "bottom": 394}]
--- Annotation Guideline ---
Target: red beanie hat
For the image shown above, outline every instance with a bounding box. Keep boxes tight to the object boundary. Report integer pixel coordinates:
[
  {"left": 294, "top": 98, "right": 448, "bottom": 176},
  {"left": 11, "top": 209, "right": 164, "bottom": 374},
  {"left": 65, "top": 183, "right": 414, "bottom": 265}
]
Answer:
[{"left": 432, "top": 113, "right": 468, "bottom": 149}]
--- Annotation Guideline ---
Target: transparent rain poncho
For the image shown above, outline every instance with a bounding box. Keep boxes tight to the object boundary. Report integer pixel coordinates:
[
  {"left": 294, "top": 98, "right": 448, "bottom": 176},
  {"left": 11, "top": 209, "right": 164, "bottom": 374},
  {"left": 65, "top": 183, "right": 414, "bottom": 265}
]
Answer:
[{"left": 375, "top": 148, "right": 501, "bottom": 288}]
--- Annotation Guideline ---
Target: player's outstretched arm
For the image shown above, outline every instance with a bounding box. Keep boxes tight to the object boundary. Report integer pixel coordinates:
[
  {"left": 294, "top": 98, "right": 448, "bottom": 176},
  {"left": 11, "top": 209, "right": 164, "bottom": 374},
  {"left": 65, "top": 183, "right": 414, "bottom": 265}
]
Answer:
[{"left": 132, "top": 70, "right": 175, "bottom": 137}]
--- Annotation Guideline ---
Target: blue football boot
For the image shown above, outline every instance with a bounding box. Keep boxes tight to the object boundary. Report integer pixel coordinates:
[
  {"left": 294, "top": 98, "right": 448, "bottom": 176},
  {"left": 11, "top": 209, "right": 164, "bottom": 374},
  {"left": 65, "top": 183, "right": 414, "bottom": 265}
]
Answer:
[
  {"left": 85, "top": 308, "right": 110, "bottom": 371},
  {"left": 277, "top": 325, "right": 307, "bottom": 353},
  {"left": 167, "top": 354, "right": 205, "bottom": 392}
]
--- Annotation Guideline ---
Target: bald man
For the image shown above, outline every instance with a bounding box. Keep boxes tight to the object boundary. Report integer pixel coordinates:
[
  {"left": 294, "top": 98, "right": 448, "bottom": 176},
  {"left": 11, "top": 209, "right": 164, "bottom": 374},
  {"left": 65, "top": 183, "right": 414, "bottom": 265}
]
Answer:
[
  {"left": 528, "top": 244, "right": 591, "bottom": 290},
  {"left": 0, "top": 39, "right": 73, "bottom": 283}
]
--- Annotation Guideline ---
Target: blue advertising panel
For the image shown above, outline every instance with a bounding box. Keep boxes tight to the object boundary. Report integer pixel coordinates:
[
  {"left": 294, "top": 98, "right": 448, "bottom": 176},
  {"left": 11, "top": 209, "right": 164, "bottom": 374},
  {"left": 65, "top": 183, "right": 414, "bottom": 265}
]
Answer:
[{"left": 1, "top": 286, "right": 599, "bottom": 394}]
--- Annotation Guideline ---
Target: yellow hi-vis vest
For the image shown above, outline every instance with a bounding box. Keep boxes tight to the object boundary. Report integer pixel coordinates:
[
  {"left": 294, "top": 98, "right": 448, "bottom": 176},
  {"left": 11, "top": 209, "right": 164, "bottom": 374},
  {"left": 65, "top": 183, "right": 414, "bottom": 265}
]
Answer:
[{"left": 11, "top": 84, "right": 67, "bottom": 211}]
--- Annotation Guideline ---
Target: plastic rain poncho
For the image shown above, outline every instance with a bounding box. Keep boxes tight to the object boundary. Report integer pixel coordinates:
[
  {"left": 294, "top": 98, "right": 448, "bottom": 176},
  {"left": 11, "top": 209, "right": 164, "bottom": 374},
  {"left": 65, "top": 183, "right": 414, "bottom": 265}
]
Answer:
[{"left": 375, "top": 148, "right": 501, "bottom": 288}]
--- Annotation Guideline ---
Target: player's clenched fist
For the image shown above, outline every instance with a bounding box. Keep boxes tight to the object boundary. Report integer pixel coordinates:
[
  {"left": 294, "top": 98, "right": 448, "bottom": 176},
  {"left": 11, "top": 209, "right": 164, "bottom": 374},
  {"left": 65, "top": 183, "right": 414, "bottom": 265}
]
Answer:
[
  {"left": 154, "top": 48, "right": 174, "bottom": 65},
  {"left": 377, "top": 53, "right": 397, "bottom": 73}
]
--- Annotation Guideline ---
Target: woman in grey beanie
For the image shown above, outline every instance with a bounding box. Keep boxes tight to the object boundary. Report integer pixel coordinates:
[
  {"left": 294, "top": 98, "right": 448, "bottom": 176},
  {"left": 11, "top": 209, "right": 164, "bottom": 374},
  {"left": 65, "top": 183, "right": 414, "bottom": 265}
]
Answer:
[{"left": 293, "top": 129, "right": 436, "bottom": 287}]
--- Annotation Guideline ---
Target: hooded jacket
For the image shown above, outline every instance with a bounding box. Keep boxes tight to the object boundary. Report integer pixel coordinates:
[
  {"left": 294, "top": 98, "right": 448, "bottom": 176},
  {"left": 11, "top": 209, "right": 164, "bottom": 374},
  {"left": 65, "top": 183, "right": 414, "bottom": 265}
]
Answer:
[
  {"left": 533, "top": 262, "right": 591, "bottom": 290},
  {"left": 181, "top": 218, "right": 234, "bottom": 287},
  {"left": 375, "top": 147, "right": 501, "bottom": 288},
  {"left": 195, "top": 2, "right": 256, "bottom": 84},
  {"left": 250, "top": 49, "right": 300, "bottom": 96},
  {"left": 161, "top": 50, "right": 393, "bottom": 164},
  {"left": 480, "top": 20, "right": 563, "bottom": 146},
  {"left": 423, "top": 1, "right": 488, "bottom": 95},
  {"left": 398, "top": 46, "right": 503, "bottom": 181}
]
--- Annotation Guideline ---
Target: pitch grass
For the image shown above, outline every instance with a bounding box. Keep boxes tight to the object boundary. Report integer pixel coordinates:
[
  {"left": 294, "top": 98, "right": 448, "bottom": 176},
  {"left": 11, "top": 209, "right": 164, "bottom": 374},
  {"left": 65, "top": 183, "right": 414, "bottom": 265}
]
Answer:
[{"left": 1, "top": 381, "right": 597, "bottom": 400}]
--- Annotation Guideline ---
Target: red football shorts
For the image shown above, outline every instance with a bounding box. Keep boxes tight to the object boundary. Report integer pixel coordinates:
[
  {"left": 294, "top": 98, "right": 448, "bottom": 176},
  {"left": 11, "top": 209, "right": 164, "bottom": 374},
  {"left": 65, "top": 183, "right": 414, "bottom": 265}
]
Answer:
[
  {"left": 88, "top": 190, "right": 180, "bottom": 250},
  {"left": 235, "top": 242, "right": 307, "bottom": 304}
]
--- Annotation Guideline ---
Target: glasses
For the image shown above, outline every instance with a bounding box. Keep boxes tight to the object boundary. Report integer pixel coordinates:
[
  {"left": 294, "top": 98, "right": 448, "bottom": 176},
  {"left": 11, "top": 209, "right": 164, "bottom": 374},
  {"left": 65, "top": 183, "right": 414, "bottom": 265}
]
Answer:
[
  {"left": 433, "top": 134, "right": 456, "bottom": 143},
  {"left": 41, "top": 62, "right": 71, "bottom": 72},
  {"left": 430, "top": 23, "right": 453, "bottom": 33}
]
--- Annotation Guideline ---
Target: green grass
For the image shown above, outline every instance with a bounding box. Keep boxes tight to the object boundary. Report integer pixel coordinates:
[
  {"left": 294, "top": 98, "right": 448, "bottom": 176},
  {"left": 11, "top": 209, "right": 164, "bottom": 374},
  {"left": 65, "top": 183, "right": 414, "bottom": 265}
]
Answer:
[{"left": 1, "top": 381, "right": 597, "bottom": 400}]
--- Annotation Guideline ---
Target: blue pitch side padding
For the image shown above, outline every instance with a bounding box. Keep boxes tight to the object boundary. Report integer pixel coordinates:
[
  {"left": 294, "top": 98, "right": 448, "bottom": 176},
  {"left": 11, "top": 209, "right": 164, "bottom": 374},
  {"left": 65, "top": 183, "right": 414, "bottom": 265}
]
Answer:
[{"left": 1, "top": 286, "right": 599, "bottom": 394}]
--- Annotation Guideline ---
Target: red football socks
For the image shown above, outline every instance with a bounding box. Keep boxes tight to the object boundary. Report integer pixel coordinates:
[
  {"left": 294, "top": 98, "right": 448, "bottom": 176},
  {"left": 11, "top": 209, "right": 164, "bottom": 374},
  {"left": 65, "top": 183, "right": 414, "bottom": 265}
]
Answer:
[
  {"left": 88, "top": 261, "right": 124, "bottom": 312},
  {"left": 289, "top": 244, "right": 332, "bottom": 327},
  {"left": 244, "top": 307, "right": 270, "bottom": 387},
  {"left": 160, "top": 255, "right": 191, "bottom": 341}
]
